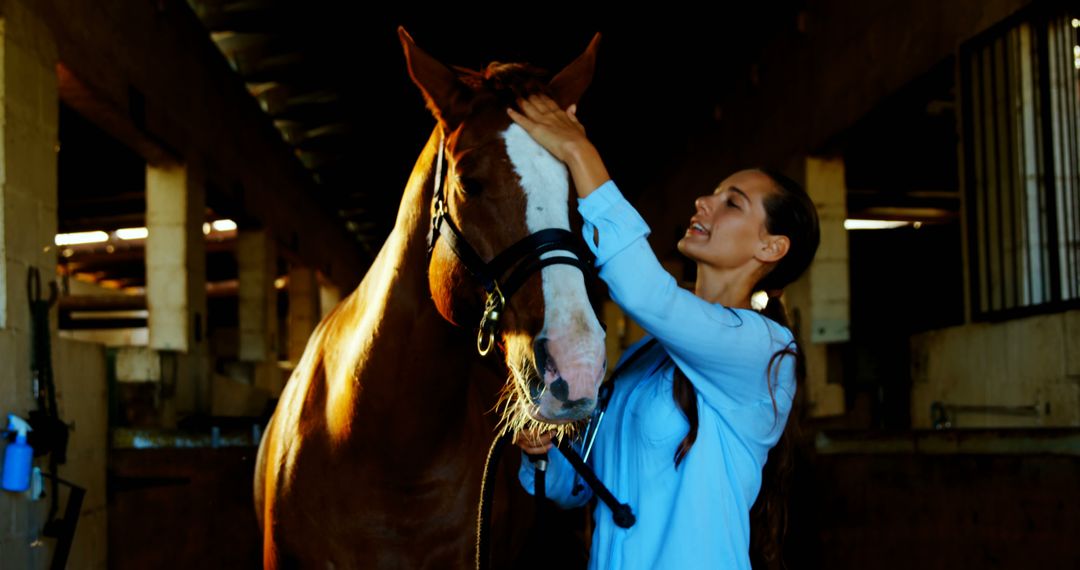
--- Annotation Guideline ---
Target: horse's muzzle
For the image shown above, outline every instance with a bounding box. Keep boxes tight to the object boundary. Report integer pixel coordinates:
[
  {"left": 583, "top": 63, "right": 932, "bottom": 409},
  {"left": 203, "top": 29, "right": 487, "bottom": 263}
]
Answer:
[{"left": 532, "top": 337, "right": 604, "bottom": 422}]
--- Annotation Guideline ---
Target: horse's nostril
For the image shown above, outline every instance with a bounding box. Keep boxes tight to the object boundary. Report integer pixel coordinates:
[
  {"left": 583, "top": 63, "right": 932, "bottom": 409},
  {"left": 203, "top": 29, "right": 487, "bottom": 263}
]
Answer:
[
  {"left": 533, "top": 338, "right": 550, "bottom": 374},
  {"left": 529, "top": 379, "right": 543, "bottom": 402},
  {"left": 550, "top": 378, "right": 570, "bottom": 402},
  {"left": 528, "top": 338, "right": 549, "bottom": 402}
]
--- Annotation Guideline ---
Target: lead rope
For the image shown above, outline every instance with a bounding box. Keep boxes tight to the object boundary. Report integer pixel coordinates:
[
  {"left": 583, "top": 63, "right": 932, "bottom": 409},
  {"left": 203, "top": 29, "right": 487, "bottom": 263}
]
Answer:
[
  {"left": 475, "top": 340, "right": 659, "bottom": 569},
  {"left": 475, "top": 436, "right": 632, "bottom": 570},
  {"left": 476, "top": 432, "right": 514, "bottom": 570}
]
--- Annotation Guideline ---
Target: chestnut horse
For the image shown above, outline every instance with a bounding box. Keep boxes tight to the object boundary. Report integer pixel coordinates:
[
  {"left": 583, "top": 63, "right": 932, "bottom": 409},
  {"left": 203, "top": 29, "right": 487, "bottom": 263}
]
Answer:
[{"left": 254, "top": 28, "right": 606, "bottom": 568}]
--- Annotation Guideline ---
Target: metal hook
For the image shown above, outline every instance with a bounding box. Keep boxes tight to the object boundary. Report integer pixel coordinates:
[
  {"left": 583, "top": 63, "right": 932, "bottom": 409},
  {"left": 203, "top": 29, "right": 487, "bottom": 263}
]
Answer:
[
  {"left": 477, "top": 329, "right": 494, "bottom": 356},
  {"left": 476, "top": 285, "right": 504, "bottom": 356},
  {"left": 27, "top": 267, "right": 58, "bottom": 308}
]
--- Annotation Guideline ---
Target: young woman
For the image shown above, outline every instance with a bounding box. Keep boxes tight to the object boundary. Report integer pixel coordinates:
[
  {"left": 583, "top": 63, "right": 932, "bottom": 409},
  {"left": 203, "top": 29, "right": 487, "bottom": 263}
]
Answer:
[{"left": 507, "top": 93, "right": 820, "bottom": 569}]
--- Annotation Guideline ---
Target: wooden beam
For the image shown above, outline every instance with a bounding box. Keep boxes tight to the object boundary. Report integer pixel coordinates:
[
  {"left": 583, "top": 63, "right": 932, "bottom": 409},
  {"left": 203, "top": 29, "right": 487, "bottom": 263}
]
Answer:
[{"left": 59, "top": 295, "right": 146, "bottom": 311}]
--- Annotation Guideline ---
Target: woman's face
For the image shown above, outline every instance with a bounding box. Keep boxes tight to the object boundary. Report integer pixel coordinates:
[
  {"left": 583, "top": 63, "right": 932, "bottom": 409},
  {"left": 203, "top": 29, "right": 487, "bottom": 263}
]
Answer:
[{"left": 676, "top": 169, "right": 780, "bottom": 271}]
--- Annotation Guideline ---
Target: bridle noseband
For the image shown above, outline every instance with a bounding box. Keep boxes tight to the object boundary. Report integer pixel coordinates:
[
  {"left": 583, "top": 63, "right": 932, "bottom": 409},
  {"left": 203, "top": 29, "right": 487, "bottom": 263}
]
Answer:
[{"left": 426, "top": 132, "right": 595, "bottom": 355}]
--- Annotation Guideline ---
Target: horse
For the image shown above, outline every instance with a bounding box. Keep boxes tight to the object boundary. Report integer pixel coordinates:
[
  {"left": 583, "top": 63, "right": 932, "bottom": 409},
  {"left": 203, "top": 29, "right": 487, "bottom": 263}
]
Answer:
[{"left": 254, "top": 27, "right": 607, "bottom": 568}]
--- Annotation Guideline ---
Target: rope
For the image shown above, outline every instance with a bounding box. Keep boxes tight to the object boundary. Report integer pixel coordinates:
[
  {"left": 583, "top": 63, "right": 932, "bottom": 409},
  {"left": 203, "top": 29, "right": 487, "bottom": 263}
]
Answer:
[{"left": 475, "top": 431, "right": 514, "bottom": 570}]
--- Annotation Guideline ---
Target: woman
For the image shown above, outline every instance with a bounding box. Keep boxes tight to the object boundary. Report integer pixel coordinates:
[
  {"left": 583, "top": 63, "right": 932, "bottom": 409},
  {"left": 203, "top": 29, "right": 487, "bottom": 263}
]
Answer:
[{"left": 507, "top": 93, "right": 819, "bottom": 569}]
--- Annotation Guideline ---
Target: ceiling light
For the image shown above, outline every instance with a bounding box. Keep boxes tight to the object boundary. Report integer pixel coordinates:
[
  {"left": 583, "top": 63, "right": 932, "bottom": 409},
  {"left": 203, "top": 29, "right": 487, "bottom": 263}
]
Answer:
[
  {"left": 55, "top": 231, "right": 109, "bottom": 246},
  {"left": 211, "top": 219, "right": 237, "bottom": 232},
  {"left": 115, "top": 227, "right": 149, "bottom": 240},
  {"left": 844, "top": 219, "right": 911, "bottom": 230}
]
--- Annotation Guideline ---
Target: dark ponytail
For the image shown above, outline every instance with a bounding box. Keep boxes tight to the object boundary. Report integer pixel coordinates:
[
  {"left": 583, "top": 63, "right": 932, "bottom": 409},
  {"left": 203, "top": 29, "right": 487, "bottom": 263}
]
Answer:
[
  {"left": 672, "top": 368, "right": 698, "bottom": 468},
  {"left": 670, "top": 168, "right": 820, "bottom": 564},
  {"left": 751, "top": 295, "right": 805, "bottom": 568}
]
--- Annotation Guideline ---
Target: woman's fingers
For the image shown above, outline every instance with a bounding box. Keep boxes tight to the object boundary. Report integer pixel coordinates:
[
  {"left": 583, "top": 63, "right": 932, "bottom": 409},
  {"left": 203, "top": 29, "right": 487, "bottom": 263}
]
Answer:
[
  {"left": 518, "top": 95, "right": 545, "bottom": 118},
  {"left": 506, "top": 106, "right": 535, "bottom": 130},
  {"left": 513, "top": 97, "right": 579, "bottom": 132},
  {"left": 513, "top": 429, "right": 555, "bottom": 454},
  {"left": 508, "top": 95, "right": 588, "bottom": 163},
  {"left": 521, "top": 443, "right": 552, "bottom": 455},
  {"left": 517, "top": 93, "right": 570, "bottom": 118},
  {"left": 533, "top": 93, "right": 561, "bottom": 113}
]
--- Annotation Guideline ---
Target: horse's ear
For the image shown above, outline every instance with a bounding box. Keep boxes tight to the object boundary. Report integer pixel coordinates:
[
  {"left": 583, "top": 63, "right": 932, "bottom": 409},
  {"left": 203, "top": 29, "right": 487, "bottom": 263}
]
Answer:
[
  {"left": 548, "top": 32, "right": 601, "bottom": 109},
  {"left": 398, "top": 26, "right": 472, "bottom": 129}
]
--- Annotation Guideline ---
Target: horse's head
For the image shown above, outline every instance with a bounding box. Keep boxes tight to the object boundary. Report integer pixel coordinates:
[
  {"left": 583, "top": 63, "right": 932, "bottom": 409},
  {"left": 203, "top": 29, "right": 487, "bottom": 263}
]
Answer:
[{"left": 398, "top": 27, "right": 606, "bottom": 427}]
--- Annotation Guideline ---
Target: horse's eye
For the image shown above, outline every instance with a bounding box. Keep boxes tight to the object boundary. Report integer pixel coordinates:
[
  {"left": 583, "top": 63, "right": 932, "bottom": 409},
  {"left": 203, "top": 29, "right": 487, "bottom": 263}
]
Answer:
[{"left": 458, "top": 176, "right": 483, "bottom": 196}]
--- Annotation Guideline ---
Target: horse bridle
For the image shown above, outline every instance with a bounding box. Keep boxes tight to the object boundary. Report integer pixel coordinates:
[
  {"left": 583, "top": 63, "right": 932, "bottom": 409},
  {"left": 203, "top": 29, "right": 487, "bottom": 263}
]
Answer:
[
  {"left": 427, "top": 132, "right": 595, "bottom": 355},
  {"left": 425, "top": 132, "right": 635, "bottom": 569}
]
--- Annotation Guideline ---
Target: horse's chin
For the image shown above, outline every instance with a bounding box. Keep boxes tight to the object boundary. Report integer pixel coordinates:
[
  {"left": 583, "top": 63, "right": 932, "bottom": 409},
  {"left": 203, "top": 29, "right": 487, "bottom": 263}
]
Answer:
[
  {"left": 525, "top": 404, "right": 578, "bottom": 426},
  {"left": 497, "top": 383, "right": 590, "bottom": 438},
  {"left": 499, "top": 333, "right": 595, "bottom": 433}
]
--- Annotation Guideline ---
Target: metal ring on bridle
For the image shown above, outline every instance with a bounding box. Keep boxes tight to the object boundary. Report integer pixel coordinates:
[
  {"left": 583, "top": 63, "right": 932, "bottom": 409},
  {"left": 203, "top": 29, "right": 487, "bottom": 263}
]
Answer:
[{"left": 477, "top": 285, "right": 504, "bottom": 356}]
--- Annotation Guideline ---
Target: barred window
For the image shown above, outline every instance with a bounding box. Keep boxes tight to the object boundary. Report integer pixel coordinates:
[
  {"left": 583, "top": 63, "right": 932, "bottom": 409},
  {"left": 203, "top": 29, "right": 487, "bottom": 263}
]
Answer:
[{"left": 961, "top": 9, "right": 1080, "bottom": 317}]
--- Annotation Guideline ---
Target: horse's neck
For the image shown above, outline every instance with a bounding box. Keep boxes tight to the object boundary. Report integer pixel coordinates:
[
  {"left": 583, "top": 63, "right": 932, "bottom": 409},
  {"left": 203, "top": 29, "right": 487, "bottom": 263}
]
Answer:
[
  {"left": 320, "top": 127, "right": 495, "bottom": 445},
  {"left": 365, "top": 125, "right": 453, "bottom": 346}
]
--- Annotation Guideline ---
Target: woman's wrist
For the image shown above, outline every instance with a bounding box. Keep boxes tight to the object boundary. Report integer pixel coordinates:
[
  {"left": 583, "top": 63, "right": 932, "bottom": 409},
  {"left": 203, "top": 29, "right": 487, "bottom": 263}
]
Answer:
[{"left": 564, "top": 141, "right": 611, "bottom": 199}]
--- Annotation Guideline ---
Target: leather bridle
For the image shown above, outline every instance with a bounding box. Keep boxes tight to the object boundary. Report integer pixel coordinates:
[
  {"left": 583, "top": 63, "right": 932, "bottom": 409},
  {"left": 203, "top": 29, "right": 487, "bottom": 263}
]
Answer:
[{"left": 426, "top": 132, "right": 594, "bottom": 355}]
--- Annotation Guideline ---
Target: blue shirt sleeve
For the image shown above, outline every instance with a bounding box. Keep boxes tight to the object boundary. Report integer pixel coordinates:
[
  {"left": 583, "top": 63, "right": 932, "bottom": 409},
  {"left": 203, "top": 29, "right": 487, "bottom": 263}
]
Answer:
[
  {"left": 518, "top": 445, "right": 593, "bottom": 509},
  {"left": 578, "top": 180, "right": 796, "bottom": 409}
]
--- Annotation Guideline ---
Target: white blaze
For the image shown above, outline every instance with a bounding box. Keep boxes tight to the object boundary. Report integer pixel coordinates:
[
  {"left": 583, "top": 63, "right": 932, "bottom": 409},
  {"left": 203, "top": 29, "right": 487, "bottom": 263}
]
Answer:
[{"left": 501, "top": 124, "right": 604, "bottom": 378}]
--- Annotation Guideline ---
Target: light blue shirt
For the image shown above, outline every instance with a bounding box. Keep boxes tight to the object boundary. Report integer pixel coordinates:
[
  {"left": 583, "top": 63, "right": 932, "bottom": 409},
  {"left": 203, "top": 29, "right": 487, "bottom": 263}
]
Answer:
[{"left": 519, "top": 179, "right": 797, "bottom": 570}]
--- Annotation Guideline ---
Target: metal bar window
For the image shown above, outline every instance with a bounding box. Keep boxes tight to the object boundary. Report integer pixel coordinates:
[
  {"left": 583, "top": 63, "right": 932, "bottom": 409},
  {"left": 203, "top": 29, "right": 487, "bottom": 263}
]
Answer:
[{"left": 961, "top": 9, "right": 1080, "bottom": 319}]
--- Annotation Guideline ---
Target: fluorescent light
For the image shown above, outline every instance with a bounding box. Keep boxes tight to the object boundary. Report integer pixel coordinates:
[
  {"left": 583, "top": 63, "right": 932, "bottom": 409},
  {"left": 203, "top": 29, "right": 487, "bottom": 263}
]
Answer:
[
  {"left": 202, "top": 223, "right": 211, "bottom": 235},
  {"left": 844, "top": 219, "right": 911, "bottom": 230},
  {"left": 55, "top": 231, "right": 109, "bottom": 246},
  {"left": 211, "top": 219, "right": 237, "bottom": 232},
  {"left": 58, "top": 219, "right": 240, "bottom": 248},
  {"left": 115, "top": 227, "right": 148, "bottom": 240},
  {"left": 70, "top": 310, "right": 149, "bottom": 319}
]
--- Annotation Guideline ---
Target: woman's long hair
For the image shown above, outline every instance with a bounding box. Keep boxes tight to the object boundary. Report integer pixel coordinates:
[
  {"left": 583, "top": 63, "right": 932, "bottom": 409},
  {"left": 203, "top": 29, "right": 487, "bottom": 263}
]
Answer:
[{"left": 670, "top": 168, "right": 819, "bottom": 567}]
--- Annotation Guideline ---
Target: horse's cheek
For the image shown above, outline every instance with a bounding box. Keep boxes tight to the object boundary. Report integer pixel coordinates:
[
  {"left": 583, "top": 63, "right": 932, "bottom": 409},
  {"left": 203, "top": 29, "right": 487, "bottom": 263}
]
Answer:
[{"left": 428, "top": 260, "right": 464, "bottom": 325}]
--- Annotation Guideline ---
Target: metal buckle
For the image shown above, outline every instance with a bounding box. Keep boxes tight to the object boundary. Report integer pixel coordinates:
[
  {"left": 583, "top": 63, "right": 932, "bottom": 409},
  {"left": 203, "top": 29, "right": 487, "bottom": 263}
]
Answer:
[
  {"left": 433, "top": 193, "right": 446, "bottom": 220},
  {"left": 476, "top": 283, "right": 505, "bottom": 356}
]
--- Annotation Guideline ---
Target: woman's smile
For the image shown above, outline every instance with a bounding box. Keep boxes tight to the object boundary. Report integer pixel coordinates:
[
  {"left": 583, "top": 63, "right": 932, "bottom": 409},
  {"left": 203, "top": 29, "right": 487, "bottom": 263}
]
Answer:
[{"left": 686, "top": 218, "right": 711, "bottom": 237}]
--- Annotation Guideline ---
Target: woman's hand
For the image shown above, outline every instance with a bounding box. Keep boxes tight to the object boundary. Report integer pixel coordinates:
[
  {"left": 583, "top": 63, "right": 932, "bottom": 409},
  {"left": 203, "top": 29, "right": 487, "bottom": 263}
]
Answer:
[
  {"left": 513, "top": 428, "right": 555, "bottom": 455},
  {"left": 506, "top": 93, "right": 590, "bottom": 164},
  {"left": 507, "top": 93, "right": 613, "bottom": 200}
]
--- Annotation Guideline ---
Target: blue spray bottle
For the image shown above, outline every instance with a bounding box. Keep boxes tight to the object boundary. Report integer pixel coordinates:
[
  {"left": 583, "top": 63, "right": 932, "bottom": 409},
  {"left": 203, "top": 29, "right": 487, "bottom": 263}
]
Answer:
[{"left": 2, "top": 414, "right": 33, "bottom": 492}]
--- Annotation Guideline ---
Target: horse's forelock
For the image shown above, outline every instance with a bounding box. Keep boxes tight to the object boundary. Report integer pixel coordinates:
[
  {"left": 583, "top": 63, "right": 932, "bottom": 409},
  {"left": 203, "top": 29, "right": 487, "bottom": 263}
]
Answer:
[{"left": 454, "top": 62, "right": 551, "bottom": 102}]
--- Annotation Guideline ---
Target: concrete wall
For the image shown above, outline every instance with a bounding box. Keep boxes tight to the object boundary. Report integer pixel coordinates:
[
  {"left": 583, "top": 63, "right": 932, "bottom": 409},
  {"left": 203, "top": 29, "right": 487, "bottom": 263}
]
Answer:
[
  {"left": 0, "top": 2, "right": 65, "bottom": 567},
  {"left": 54, "top": 339, "right": 108, "bottom": 569},
  {"left": 0, "top": 338, "right": 107, "bottom": 570},
  {"left": 911, "top": 310, "right": 1080, "bottom": 428}
]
